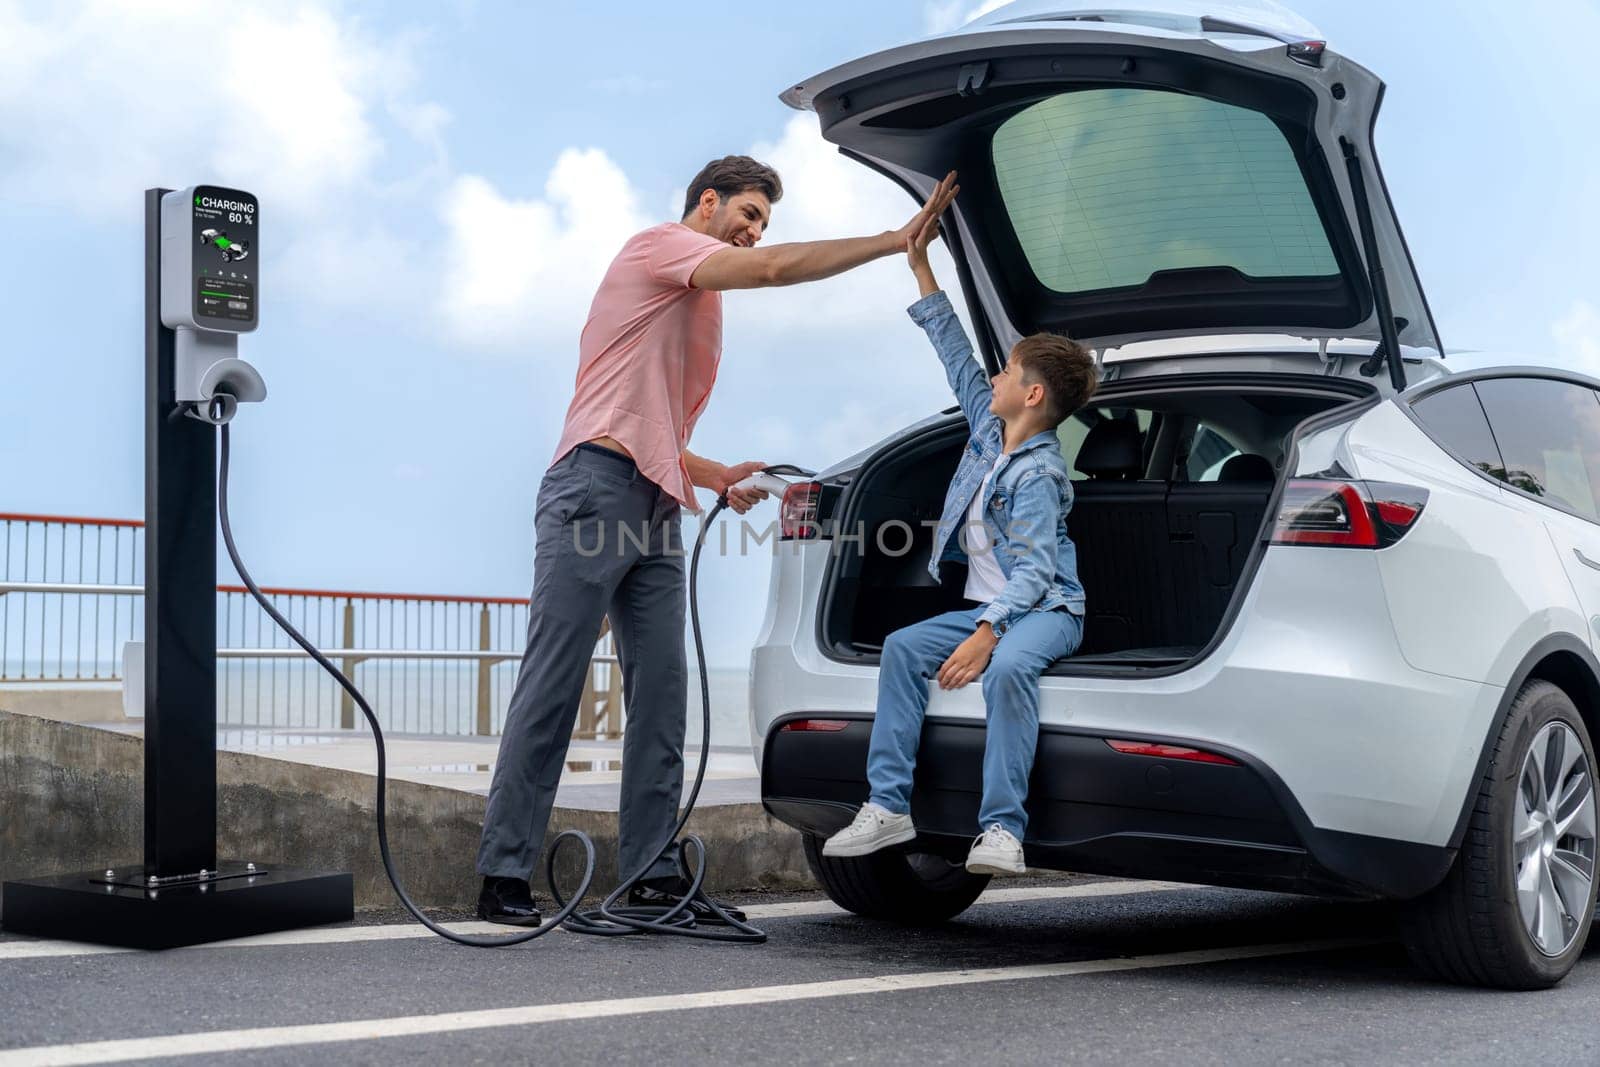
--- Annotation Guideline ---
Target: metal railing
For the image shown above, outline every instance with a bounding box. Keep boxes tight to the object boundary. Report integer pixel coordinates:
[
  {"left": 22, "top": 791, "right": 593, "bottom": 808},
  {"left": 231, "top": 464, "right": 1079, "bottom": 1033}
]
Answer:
[
  {"left": 0, "top": 513, "right": 623, "bottom": 737},
  {"left": 0, "top": 512, "right": 144, "bottom": 682}
]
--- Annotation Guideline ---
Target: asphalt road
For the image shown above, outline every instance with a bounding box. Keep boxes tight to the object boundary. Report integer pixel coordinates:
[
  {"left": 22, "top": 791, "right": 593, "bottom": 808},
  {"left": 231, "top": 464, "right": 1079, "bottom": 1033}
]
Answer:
[{"left": 2, "top": 877, "right": 1597, "bottom": 1065}]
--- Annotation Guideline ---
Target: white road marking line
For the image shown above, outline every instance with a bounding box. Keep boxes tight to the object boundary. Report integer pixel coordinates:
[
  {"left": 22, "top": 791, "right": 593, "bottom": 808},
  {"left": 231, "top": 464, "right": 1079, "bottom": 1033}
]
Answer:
[
  {"left": 743, "top": 879, "right": 1190, "bottom": 919},
  {"left": 192, "top": 920, "right": 514, "bottom": 949},
  {"left": 0, "top": 938, "right": 1376, "bottom": 1066},
  {"left": 0, "top": 879, "right": 1193, "bottom": 961},
  {"left": 0, "top": 942, "right": 128, "bottom": 960},
  {"left": 0, "top": 921, "right": 513, "bottom": 960}
]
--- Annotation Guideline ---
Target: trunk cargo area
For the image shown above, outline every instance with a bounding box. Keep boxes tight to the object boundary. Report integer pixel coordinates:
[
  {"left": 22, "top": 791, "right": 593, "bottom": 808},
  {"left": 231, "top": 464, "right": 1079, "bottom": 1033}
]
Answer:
[{"left": 818, "top": 379, "right": 1370, "bottom": 671}]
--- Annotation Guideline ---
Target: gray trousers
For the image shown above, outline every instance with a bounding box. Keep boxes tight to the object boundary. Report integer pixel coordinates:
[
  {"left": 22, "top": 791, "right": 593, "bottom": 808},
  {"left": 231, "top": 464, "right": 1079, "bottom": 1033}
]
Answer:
[{"left": 476, "top": 443, "right": 687, "bottom": 882}]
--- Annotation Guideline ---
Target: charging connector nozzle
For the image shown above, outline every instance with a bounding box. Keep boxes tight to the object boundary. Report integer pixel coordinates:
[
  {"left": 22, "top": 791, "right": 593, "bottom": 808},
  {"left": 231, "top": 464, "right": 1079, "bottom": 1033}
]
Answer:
[{"left": 175, "top": 328, "right": 266, "bottom": 424}]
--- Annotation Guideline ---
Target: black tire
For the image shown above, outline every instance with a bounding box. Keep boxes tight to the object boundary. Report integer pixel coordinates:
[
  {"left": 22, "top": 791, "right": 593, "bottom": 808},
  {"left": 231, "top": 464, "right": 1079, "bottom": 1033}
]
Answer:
[
  {"left": 1400, "top": 680, "right": 1598, "bottom": 989},
  {"left": 801, "top": 832, "right": 990, "bottom": 925}
]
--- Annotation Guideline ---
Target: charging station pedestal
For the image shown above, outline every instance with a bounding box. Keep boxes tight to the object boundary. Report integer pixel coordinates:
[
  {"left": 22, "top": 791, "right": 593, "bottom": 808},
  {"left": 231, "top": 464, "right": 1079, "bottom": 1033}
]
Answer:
[{"left": 0, "top": 188, "right": 353, "bottom": 949}]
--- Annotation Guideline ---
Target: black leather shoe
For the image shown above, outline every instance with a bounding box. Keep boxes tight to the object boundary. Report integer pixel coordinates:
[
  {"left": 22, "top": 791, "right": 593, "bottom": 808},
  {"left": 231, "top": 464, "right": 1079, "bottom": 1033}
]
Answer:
[
  {"left": 629, "top": 876, "right": 748, "bottom": 925},
  {"left": 477, "top": 876, "right": 542, "bottom": 927}
]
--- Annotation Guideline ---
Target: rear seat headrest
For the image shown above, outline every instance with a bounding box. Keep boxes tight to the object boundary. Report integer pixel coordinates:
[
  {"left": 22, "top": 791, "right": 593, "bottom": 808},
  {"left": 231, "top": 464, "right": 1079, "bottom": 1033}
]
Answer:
[
  {"left": 1218, "top": 453, "right": 1275, "bottom": 482},
  {"left": 1075, "top": 417, "right": 1143, "bottom": 480}
]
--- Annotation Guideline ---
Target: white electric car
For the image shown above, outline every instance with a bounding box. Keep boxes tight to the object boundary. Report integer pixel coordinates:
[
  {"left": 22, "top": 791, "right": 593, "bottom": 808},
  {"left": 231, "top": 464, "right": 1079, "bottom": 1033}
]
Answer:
[{"left": 749, "top": 1, "right": 1599, "bottom": 989}]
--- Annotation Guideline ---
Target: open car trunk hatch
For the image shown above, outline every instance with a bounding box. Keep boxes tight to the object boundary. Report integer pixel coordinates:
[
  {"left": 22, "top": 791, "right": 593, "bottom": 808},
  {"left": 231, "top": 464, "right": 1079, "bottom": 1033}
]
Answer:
[{"left": 780, "top": 1, "right": 1442, "bottom": 361}]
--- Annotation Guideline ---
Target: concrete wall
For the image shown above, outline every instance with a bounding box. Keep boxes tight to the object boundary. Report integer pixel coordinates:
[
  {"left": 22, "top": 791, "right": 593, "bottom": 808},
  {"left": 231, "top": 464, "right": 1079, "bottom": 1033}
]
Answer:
[
  {"left": 0, "top": 710, "right": 810, "bottom": 915},
  {"left": 0, "top": 685, "right": 126, "bottom": 724}
]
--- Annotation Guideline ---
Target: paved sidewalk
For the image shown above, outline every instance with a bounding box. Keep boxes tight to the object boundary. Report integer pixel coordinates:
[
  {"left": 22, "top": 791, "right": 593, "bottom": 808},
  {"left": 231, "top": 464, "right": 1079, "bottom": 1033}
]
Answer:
[{"left": 88, "top": 722, "right": 761, "bottom": 810}]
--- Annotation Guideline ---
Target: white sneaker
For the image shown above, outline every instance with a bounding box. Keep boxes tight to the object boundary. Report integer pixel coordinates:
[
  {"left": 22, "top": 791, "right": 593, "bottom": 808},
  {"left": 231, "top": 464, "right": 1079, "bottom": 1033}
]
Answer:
[
  {"left": 821, "top": 802, "right": 916, "bottom": 858},
  {"left": 966, "top": 824, "right": 1026, "bottom": 875}
]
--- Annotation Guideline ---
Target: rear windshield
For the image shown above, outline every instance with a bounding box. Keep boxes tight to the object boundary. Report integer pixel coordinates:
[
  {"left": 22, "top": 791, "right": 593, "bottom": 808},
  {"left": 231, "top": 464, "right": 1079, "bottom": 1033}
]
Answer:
[{"left": 991, "top": 88, "right": 1340, "bottom": 293}]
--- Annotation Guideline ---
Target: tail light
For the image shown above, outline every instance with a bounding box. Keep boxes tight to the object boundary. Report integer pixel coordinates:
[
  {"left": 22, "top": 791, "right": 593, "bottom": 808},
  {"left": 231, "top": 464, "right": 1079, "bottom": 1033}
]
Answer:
[
  {"left": 1271, "top": 479, "right": 1428, "bottom": 549},
  {"left": 778, "top": 718, "right": 850, "bottom": 732},
  {"left": 779, "top": 482, "right": 823, "bottom": 540},
  {"left": 1105, "top": 739, "right": 1239, "bottom": 766}
]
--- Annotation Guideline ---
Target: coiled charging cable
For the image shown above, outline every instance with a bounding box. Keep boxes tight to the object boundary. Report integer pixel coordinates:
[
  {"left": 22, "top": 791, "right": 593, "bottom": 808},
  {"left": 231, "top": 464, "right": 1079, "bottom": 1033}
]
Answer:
[
  {"left": 218, "top": 419, "right": 806, "bottom": 947},
  {"left": 553, "top": 464, "right": 811, "bottom": 943}
]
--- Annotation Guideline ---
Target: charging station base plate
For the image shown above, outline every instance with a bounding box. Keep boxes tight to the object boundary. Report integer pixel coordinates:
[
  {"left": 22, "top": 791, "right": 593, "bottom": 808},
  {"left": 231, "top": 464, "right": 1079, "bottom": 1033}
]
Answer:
[{"left": 1, "top": 862, "right": 353, "bottom": 950}]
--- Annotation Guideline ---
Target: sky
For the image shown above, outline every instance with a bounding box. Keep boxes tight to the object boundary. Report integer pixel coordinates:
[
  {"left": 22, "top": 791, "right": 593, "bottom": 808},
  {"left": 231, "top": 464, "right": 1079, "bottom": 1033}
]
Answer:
[{"left": 2, "top": 0, "right": 1598, "bottom": 668}]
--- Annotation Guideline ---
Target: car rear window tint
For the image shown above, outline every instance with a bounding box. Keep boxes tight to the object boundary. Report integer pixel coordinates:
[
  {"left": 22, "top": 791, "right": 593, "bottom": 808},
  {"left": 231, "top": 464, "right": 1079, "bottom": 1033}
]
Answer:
[
  {"left": 1186, "top": 424, "right": 1244, "bottom": 482},
  {"left": 1473, "top": 377, "right": 1600, "bottom": 521},
  {"left": 991, "top": 88, "right": 1339, "bottom": 293},
  {"left": 1058, "top": 406, "right": 1153, "bottom": 481},
  {"left": 1411, "top": 384, "right": 1504, "bottom": 478}
]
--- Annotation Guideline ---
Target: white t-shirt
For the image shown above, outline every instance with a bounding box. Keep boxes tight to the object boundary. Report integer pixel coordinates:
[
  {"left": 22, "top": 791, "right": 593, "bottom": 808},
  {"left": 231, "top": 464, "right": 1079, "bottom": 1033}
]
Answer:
[{"left": 963, "top": 454, "right": 1008, "bottom": 603}]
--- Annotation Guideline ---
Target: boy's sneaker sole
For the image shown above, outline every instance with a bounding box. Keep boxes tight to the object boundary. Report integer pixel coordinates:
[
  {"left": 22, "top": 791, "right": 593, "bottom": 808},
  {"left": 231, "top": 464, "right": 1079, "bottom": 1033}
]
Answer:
[
  {"left": 965, "top": 850, "right": 1027, "bottom": 876},
  {"left": 821, "top": 821, "right": 916, "bottom": 858}
]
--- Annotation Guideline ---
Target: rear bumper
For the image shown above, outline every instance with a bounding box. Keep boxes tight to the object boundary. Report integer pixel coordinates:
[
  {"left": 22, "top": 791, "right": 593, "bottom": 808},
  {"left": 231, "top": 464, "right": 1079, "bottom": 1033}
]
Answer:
[
  {"left": 755, "top": 540, "right": 1506, "bottom": 849},
  {"left": 762, "top": 714, "right": 1454, "bottom": 899}
]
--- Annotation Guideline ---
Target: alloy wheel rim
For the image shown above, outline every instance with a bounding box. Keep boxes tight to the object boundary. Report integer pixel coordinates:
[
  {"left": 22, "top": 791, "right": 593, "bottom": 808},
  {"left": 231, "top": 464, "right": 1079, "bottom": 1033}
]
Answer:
[{"left": 1513, "top": 720, "right": 1597, "bottom": 956}]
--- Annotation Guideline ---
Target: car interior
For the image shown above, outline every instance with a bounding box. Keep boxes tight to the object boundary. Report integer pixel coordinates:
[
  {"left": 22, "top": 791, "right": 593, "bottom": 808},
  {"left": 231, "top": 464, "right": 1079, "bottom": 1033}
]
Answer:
[{"left": 825, "top": 385, "right": 1352, "bottom": 670}]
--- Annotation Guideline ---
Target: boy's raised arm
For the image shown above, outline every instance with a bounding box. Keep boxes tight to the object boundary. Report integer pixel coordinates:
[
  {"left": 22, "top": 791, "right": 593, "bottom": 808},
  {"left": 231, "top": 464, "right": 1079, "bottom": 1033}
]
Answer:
[{"left": 904, "top": 202, "right": 997, "bottom": 436}]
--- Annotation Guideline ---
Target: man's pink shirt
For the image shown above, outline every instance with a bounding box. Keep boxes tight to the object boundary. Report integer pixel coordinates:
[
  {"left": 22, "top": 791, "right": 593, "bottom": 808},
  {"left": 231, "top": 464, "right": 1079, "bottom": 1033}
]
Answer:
[{"left": 551, "top": 222, "right": 727, "bottom": 513}]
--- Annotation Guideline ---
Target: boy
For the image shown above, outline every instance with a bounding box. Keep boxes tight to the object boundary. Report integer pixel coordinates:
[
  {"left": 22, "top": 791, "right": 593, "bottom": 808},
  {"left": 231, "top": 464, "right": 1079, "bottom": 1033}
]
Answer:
[{"left": 822, "top": 206, "right": 1098, "bottom": 875}]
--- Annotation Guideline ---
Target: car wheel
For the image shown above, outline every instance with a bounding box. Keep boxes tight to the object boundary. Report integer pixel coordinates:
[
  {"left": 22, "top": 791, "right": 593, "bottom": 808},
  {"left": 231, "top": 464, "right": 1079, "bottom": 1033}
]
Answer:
[
  {"left": 1400, "top": 679, "right": 1598, "bottom": 989},
  {"left": 801, "top": 832, "right": 990, "bottom": 925}
]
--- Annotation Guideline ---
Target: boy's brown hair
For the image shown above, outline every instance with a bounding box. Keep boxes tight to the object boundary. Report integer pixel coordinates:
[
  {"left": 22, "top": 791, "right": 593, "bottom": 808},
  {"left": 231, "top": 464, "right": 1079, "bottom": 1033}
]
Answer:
[{"left": 1011, "top": 333, "right": 1099, "bottom": 425}]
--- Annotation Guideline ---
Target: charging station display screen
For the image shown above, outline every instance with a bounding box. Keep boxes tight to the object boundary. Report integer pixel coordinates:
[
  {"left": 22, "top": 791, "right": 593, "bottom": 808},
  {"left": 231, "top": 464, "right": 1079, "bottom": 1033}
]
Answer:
[
  {"left": 191, "top": 185, "right": 257, "bottom": 328},
  {"left": 195, "top": 276, "right": 253, "bottom": 324}
]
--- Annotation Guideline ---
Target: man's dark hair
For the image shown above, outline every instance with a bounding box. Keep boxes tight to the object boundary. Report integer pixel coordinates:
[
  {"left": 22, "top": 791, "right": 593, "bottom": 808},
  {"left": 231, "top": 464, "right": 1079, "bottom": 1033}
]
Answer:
[
  {"left": 1011, "top": 333, "right": 1099, "bottom": 426},
  {"left": 681, "top": 156, "right": 783, "bottom": 219}
]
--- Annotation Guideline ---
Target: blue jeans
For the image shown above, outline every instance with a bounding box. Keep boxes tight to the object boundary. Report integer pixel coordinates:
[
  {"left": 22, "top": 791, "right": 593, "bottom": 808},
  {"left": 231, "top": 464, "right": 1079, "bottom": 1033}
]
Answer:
[{"left": 865, "top": 605, "right": 1084, "bottom": 839}]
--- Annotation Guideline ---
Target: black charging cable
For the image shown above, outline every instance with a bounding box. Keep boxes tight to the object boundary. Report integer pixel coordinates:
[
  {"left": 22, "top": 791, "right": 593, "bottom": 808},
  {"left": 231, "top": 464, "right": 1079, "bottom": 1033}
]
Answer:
[
  {"left": 553, "top": 466, "right": 813, "bottom": 943},
  {"left": 218, "top": 422, "right": 593, "bottom": 946},
  {"left": 218, "top": 422, "right": 802, "bottom": 946},
  {"left": 550, "top": 489, "right": 766, "bottom": 943}
]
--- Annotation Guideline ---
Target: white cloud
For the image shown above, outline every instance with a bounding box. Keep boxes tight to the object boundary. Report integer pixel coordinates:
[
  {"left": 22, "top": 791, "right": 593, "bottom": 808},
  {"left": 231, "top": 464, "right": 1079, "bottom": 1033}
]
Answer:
[
  {"left": 0, "top": 0, "right": 962, "bottom": 383},
  {"left": 925, "top": 0, "right": 1008, "bottom": 34},
  {"left": 437, "top": 148, "right": 652, "bottom": 350},
  {"left": 431, "top": 108, "right": 975, "bottom": 468},
  {"left": 0, "top": 0, "right": 451, "bottom": 322},
  {"left": 0, "top": 1, "right": 425, "bottom": 214},
  {"left": 729, "top": 114, "right": 953, "bottom": 331},
  {"left": 1553, "top": 300, "right": 1600, "bottom": 377},
  {"left": 0, "top": 0, "right": 978, "bottom": 471},
  {"left": 434, "top": 111, "right": 962, "bottom": 349}
]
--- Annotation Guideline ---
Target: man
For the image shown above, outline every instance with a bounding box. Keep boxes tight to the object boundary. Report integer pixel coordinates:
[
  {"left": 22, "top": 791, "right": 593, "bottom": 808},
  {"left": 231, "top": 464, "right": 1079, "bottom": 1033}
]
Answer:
[{"left": 476, "top": 156, "right": 960, "bottom": 925}]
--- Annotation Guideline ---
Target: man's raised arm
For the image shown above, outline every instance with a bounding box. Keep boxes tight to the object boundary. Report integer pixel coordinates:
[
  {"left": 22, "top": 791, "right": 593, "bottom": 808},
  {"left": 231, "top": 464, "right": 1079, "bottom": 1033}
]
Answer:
[{"left": 689, "top": 172, "right": 958, "bottom": 291}]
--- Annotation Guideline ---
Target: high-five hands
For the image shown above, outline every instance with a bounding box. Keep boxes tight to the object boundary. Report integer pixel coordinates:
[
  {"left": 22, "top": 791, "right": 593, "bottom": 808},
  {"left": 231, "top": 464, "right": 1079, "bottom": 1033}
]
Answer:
[
  {"left": 904, "top": 172, "right": 958, "bottom": 296},
  {"left": 906, "top": 201, "right": 949, "bottom": 273},
  {"left": 893, "top": 171, "right": 959, "bottom": 260}
]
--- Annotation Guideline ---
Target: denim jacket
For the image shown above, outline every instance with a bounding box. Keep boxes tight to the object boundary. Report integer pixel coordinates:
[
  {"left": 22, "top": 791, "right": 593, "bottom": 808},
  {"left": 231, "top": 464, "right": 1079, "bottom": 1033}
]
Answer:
[{"left": 909, "top": 290, "right": 1086, "bottom": 635}]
